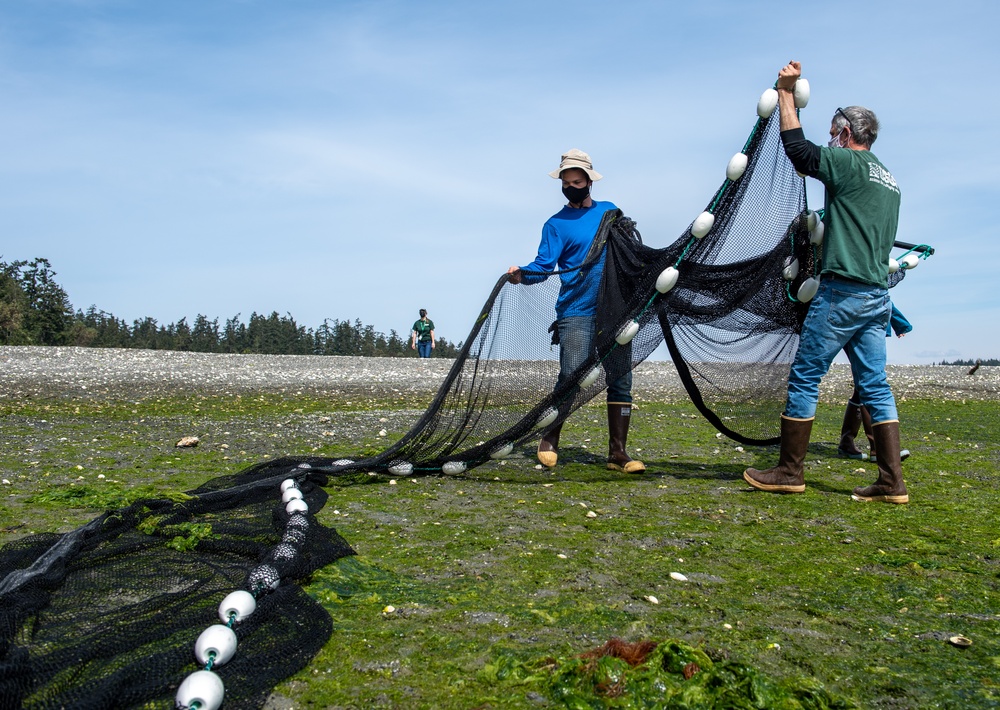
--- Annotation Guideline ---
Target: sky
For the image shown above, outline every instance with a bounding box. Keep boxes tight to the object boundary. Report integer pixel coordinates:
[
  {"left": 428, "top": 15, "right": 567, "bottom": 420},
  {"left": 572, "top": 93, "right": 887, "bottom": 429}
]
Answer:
[{"left": 1, "top": 0, "right": 996, "bottom": 364}]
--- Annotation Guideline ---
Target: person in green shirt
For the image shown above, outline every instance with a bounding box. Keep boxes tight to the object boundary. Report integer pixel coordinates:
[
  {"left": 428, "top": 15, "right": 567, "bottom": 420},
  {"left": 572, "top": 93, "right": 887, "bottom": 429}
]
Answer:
[
  {"left": 743, "top": 60, "right": 908, "bottom": 504},
  {"left": 411, "top": 309, "right": 435, "bottom": 358}
]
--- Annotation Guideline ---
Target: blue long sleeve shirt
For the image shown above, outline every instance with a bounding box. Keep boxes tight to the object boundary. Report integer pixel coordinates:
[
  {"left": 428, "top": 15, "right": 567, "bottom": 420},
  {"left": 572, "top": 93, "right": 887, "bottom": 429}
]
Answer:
[{"left": 520, "top": 201, "right": 617, "bottom": 319}]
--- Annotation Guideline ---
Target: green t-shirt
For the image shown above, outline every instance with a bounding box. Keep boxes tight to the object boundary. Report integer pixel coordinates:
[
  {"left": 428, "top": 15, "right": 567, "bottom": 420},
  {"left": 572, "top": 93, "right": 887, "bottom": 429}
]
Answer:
[
  {"left": 413, "top": 319, "right": 434, "bottom": 342},
  {"left": 816, "top": 147, "right": 900, "bottom": 286}
]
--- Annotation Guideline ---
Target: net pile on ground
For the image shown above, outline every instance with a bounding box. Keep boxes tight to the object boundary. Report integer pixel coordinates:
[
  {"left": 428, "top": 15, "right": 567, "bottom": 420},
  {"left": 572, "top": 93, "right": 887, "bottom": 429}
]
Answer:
[{"left": 1, "top": 87, "right": 862, "bottom": 709}]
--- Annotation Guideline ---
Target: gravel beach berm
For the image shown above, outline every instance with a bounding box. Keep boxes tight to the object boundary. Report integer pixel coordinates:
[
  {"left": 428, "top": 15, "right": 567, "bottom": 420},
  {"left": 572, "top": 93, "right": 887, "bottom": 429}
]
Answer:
[{"left": 2, "top": 346, "right": 997, "bottom": 402}]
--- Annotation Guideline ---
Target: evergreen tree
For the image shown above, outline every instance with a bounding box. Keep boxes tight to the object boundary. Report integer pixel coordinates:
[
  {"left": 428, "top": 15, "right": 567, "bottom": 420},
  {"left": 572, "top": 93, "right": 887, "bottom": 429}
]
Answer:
[
  {"left": 5, "top": 258, "right": 73, "bottom": 345},
  {"left": 0, "top": 265, "right": 30, "bottom": 345},
  {"left": 191, "top": 314, "right": 221, "bottom": 352}
]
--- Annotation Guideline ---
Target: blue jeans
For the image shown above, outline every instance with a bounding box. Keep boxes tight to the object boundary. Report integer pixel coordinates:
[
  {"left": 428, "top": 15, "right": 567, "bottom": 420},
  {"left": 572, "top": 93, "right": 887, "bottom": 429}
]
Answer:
[
  {"left": 417, "top": 340, "right": 432, "bottom": 358},
  {"left": 786, "top": 278, "right": 897, "bottom": 423},
  {"left": 556, "top": 316, "right": 632, "bottom": 403}
]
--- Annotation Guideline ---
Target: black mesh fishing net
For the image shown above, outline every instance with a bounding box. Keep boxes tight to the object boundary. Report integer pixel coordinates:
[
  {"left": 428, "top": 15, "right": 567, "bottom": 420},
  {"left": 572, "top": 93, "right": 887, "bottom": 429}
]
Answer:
[{"left": 1, "top": 101, "right": 835, "bottom": 708}]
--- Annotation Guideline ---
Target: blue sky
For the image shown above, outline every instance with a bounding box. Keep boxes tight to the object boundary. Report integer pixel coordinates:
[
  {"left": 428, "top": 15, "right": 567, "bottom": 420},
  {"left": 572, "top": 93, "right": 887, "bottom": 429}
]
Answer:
[{"left": 1, "top": 0, "right": 995, "bottom": 363}]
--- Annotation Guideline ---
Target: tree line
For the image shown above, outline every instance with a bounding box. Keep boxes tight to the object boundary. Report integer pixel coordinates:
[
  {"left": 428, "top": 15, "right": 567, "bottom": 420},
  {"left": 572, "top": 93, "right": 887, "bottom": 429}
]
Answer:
[
  {"left": 1, "top": 257, "right": 462, "bottom": 357},
  {"left": 937, "top": 358, "right": 998, "bottom": 366}
]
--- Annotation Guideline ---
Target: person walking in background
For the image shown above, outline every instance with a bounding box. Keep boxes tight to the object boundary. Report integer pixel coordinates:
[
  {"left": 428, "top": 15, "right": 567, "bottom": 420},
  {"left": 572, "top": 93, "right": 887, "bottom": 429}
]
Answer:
[
  {"left": 411, "top": 309, "right": 435, "bottom": 357},
  {"left": 507, "top": 149, "right": 644, "bottom": 474},
  {"left": 743, "top": 61, "right": 908, "bottom": 504}
]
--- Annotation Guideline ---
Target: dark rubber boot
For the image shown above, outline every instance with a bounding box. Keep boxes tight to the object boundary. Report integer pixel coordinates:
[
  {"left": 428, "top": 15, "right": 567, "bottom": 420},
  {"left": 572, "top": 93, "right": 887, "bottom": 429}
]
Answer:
[
  {"left": 743, "top": 416, "right": 812, "bottom": 493},
  {"left": 837, "top": 400, "right": 867, "bottom": 459},
  {"left": 607, "top": 403, "right": 645, "bottom": 473},
  {"left": 537, "top": 422, "right": 563, "bottom": 468},
  {"left": 852, "top": 421, "right": 909, "bottom": 504},
  {"left": 863, "top": 406, "right": 909, "bottom": 462}
]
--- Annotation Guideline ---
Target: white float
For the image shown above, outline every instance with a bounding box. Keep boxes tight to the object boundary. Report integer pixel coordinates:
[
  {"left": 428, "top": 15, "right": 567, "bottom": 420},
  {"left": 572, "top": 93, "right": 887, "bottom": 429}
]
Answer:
[
  {"left": 691, "top": 211, "right": 715, "bottom": 239},
  {"left": 900, "top": 254, "right": 920, "bottom": 269},
  {"left": 331, "top": 459, "right": 355, "bottom": 467},
  {"left": 195, "top": 624, "right": 238, "bottom": 667},
  {"left": 279, "top": 479, "right": 297, "bottom": 493},
  {"left": 580, "top": 365, "right": 602, "bottom": 389},
  {"left": 176, "top": 670, "right": 225, "bottom": 710},
  {"left": 726, "top": 153, "right": 748, "bottom": 181},
  {"left": 797, "top": 277, "right": 820, "bottom": 302},
  {"left": 280, "top": 488, "right": 303, "bottom": 503},
  {"left": 794, "top": 78, "right": 810, "bottom": 108},
  {"left": 489, "top": 443, "right": 514, "bottom": 459},
  {"left": 218, "top": 590, "right": 257, "bottom": 624},
  {"left": 655, "top": 266, "right": 679, "bottom": 294},
  {"left": 805, "top": 210, "right": 819, "bottom": 231},
  {"left": 442, "top": 461, "right": 467, "bottom": 474},
  {"left": 387, "top": 461, "right": 413, "bottom": 476},
  {"left": 248, "top": 564, "right": 281, "bottom": 591},
  {"left": 536, "top": 407, "right": 559, "bottom": 429},
  {"left": 809, "top": 220, "right": 825, "bottom": 245},
  {"left": 285, "top": 499, "right": 308, "bottom": 515},
  {"left": 782, "top": 258, "right": 799, "bottom": 281},
  {"left": 616, "top": 320, "right": 640, "bottom": 345},
  {"left": 757, "top": 88, "right": 778, "bottom": 118}
]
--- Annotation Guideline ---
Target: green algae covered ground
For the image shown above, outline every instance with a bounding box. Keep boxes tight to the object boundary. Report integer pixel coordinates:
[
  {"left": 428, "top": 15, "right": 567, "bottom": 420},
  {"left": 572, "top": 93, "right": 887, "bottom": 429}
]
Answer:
[{"left": 1, "top": 391, "right": 999, "bottom": 708}]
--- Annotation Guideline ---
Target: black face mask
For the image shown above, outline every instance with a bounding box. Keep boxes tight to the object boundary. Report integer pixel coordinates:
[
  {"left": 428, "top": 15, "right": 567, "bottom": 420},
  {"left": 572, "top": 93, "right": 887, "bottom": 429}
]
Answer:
[{"left": 562, "top": 184, "right": 590, "bottom": 205}]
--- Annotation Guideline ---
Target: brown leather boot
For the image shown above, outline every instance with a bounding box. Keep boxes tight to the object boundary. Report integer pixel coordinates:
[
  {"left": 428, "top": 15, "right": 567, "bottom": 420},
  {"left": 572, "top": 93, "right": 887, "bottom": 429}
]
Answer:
[
  {"left": 537, "top": 422, "right": 563, "bottom": 468},
  {"left": 862, "top": 406, "right": 910, "bottom": 462},
  {"left": 607, "top": 403, "right": 645, "bottom": 473},
  {"left": 837, "top": 400, "right": 867, "bottom": 459},
  {"left": 743, "top": 416, "right": 812, "bottom": 493},
  {"left": 852, "top": 421, "right": 909, "bottom": 504}
]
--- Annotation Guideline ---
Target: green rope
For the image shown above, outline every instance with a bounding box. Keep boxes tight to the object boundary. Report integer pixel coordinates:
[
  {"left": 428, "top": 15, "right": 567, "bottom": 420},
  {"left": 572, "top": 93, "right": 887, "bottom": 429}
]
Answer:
[{"left": 675, "top": 237, "right": 696, "bottom": 267}]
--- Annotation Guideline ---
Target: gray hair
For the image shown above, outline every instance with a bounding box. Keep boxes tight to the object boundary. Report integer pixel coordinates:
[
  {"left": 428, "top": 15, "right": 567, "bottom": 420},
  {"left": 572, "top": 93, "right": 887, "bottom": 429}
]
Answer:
[{"left": 832, "top": 106, "right": 880, "bottom": 148}]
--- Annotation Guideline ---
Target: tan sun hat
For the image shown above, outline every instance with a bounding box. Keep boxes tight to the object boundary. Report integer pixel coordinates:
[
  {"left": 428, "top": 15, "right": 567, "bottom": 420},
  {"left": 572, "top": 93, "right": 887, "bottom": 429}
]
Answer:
[{"left": 549, "top": 148, "right": 603, "bottom": 181}]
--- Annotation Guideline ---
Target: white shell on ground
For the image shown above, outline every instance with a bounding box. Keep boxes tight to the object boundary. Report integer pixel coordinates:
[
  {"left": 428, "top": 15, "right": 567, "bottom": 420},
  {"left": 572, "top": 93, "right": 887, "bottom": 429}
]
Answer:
[
  {"left": 616, "top": 320, "right": 640, "bottom": 345},
  {"left": 797, "top": 277, "right": 820, "bottom": 302},
  {"left": 176, "top": 670, "right": 225, "bottom": 710},
  {"left": 536, "top": 407, "right": 559, "bottom": 429},
  {"left": 489, "top": 443, "right": 514, "bottom": 459},
  {"left": 809, "top": 220, "right": 825, "bottom": 245},
  {"left": 580, "top": 365, "right": 602, "bottom": 389},
  {"left": 670, "top": 572, "right": 688, "bottom": 582},
  {"left": 726, "top": 153, "right": 748, "bottom": 181},
  {"left": 285, "top": 499, "right": 308, "bottom": 515},
  {"left": 901, "top": 254, "right": 920, "bottom": 269},
  {"left": 281, "top": 488, "right": 303, "bottom": 503},
  {"left": 279, "top": 479, "right": 297, "bottom": 493},
  {"left": 805, "top": 210, "right": 819, "bottom": 231},
  {"left": 757, "top": 88, "right": 778, "bottom": 118},
  {"left": 195, "top": 624, "right": 238, "bottom": 667},
  {"left": 655, "top": 266, "right": 679, "bottom": 294},
  {"left": 888, "top": 257, "right": 900, "bottom": 273},
  {"left": 387, "top": 461, "right": 413, "bottom": 476},
  {"left": 218, "top": 590, "right": 256, "bottom": 623},
  {"left": 442, "top": 461, "right": 467, "bottom": 474},
  {"left": 691, "top": 211, "right": 715, "bottom": 239},
  {"left": 794, "top": 78, "right": 810, "bottom": 108},
  {"left": 783, "top": 258, "right": 799, "bottom": 281}
]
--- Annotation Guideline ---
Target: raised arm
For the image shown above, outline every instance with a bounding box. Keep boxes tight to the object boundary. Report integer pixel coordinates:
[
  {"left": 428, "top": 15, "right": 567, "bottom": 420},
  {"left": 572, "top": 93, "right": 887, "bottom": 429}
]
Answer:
[{"left": 776, "top": 61, "right": 801, "bottom": 132}]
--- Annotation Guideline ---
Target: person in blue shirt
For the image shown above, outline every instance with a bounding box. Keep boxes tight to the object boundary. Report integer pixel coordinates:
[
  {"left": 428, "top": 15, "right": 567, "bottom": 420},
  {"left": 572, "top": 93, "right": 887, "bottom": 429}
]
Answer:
[{"left": 507, "top": 149, "right": 644, "bottom": 474}]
